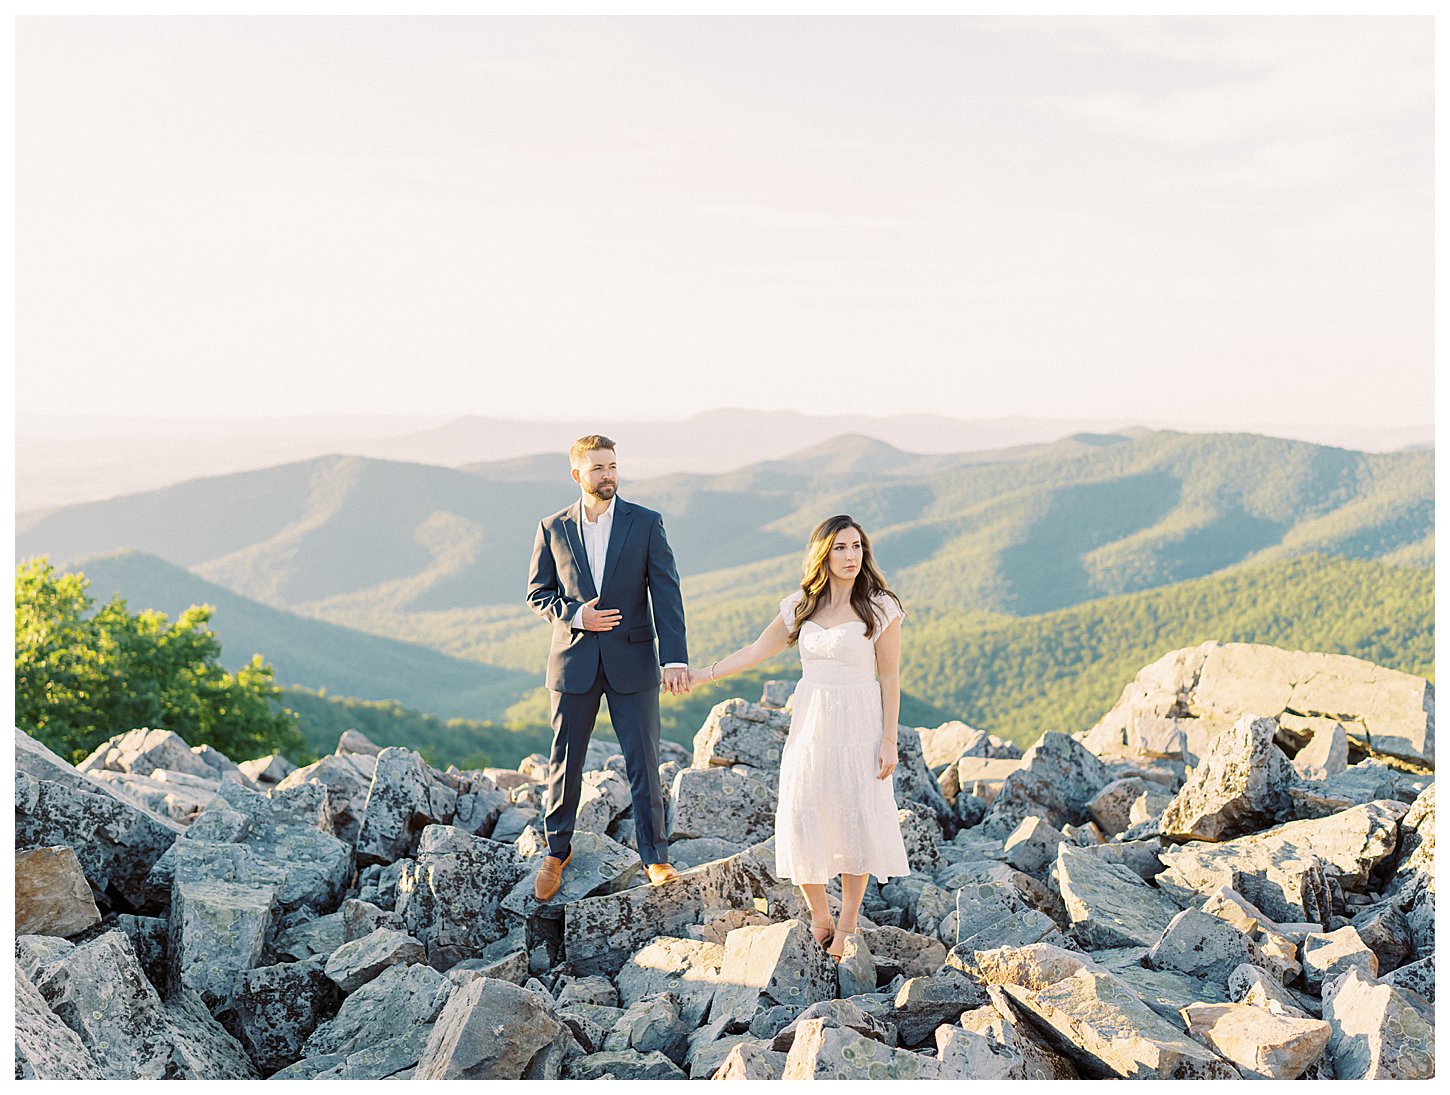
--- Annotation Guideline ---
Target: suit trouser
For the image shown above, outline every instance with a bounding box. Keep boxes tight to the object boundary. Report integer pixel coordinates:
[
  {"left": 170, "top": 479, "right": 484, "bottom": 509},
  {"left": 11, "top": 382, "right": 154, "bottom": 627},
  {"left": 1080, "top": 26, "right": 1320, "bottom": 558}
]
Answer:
[{"left": 545, "top": 672, "right": 667, "bottom": 866}]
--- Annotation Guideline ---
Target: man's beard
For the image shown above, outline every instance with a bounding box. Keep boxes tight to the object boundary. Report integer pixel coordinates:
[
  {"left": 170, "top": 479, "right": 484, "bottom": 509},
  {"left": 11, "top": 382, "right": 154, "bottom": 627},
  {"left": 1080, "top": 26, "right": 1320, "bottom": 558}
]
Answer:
[{"left": 587, "top": 481, "right": 617, "bottom": 500}]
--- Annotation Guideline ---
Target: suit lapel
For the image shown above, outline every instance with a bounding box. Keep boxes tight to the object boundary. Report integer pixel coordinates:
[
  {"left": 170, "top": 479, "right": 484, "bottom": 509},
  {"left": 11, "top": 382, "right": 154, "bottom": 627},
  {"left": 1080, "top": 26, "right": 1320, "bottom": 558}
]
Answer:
[
  {"left": 599, "top": 498, "right": 634, "bottom": 600},
  {"left": 561, "top": 503, "right": 597, "bottom": 600}
]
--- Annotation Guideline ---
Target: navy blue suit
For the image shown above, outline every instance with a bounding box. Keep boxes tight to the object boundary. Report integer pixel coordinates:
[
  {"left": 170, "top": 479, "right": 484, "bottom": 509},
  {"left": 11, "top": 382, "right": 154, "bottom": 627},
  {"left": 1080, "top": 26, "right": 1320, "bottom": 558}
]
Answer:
[{"left": 526, "top": 497, "right": 688, "bottom": 864}]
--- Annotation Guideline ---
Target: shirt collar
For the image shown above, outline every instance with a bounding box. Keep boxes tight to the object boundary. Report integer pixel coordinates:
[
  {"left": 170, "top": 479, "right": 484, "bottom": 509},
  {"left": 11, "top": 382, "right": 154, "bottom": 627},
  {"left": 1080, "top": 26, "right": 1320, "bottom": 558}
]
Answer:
[{"left": 580, "top": 494, "right": 616, "bottom": 526}]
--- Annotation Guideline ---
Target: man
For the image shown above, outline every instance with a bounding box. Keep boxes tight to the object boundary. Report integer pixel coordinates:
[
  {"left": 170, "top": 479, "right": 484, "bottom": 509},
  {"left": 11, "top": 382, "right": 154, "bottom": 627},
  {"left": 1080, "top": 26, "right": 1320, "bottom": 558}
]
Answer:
[{"left": 525, "top": 434, "right": 690, "bottom": 900}]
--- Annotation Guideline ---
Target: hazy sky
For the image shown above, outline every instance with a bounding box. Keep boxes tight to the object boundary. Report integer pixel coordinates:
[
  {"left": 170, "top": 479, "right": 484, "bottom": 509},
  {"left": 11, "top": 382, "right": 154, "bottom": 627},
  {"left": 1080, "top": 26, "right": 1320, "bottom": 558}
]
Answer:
[{"left": 15, "top": 16, "right": 1434, "bottom": 428}]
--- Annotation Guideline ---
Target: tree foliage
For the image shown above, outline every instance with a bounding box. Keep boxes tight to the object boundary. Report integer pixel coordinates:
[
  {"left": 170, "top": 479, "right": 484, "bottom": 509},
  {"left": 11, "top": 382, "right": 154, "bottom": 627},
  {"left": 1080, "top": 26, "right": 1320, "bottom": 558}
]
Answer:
[{"left": 15, "top": 558, "right": 306, "bottom": 765}]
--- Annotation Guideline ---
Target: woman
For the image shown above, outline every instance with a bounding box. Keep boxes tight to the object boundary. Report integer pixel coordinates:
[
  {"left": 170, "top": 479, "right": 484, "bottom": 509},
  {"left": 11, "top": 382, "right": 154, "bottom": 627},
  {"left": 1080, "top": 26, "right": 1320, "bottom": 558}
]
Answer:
[{"left": 686, "top": 514, "right": 910, "bottom": 960}]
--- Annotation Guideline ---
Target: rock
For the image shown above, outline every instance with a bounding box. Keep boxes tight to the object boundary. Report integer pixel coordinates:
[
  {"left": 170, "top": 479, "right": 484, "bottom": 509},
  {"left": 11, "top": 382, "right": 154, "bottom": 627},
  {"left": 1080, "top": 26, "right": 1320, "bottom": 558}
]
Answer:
[
  {"left": 978, "top": 732, "right": 1111, "bottom": 838},
  {"left": 396, "top": 825, "right": 521, "bottom": 968},
  {"left": 354, "top": 748, "right": 459, "bottom": 867},
  {"left": 86, "top": 768, "right": 220, "bottom": 822},
  {"left": 29, "top": 929, "right": 257, "bottom": 1078},
  {"left": 1302, "top": 925, "right": 1379, "bottom": 989},
  {"left": 897, "top": 807, "right": 942, "bottom": 872},
  {"left": 669, "top": 765, "right": 777, "bottom": 845},
  {"left": 1159, "top": 715, "right": 1298, "bottom": 841},
  {"left": 887, "top": 970, "right": 988, "bottom": 1047},
  {"left": 1002, "top": 815, "right": 1066, "bottom": 877},
  {"left": 1226, "top": 963, "right": 1315, "bottom": 1019},
  {"left": 15, "top": 845, "right": 101, "bottom": 937},
  {"left": 668, "top": 836, "right": 748, "bottom": 869},
  {"left": 1349, "top": 903, "right": 1413, "bottom": 974},
  {"left": 567, "top": 1048, "right": 686, "bottom": 1079},
  {"left": 917, "top": 720, "right": 1014, "bottom": 769},
  {"left": 1388, "top": 781, "right": 1435, "bottom": 952},
  {"left": 973, "top": 943, "right": 1239, "bottom": 1079},
  {"left": 1288, "top": 760, "right": 1429, "bottom": 819},
  {"left": 274, "top": 753, "right": 377, "bottom": 848},
  {"left": 934, "top": 1024, "right": 1023, "bottom": 1079},
  {"left": 712, "top": 1040, "right": 787, "bottom": 1079},
  {"left": 1127, "top": 782, "right": 1176, "bottom": 827},
  {"left": 1085, "top": 777, "right": 1152, "bottom": 837},
  {"left": 760, "top": 680, "right": 794, "bottom": 708},
  {"left": 603, "top": 991, "right": 689, "bottom": 1065},
  {"left": 770, "top": 999, "right": 896, "bottom": 1051},
  {"left": 1383, "top": 954, "right": 1434, "bottom": 1005},
  {"left": 337, "top": 728, "right": 385, "bottom": 756},
  {"left": 699, "top": 907, "right": 772, "bottom": 944},
  {"left": 556, "top": 1002, "right": 623, "bottom": 1053},
  {"left": 563, "top": 845, "right": 771, "bottom": 976},
  {"left": 958, "top": 1001, "right": 1079, "bottom": 1079},
  {"left": 1055, "top": 844, "right": 1180, "bottom": 950},
  {"left": 226, "top": 957, "right": 340, "bottom": 1076},
  {"left": 302, "top": 961, "right": 452, "bottom": 1063},
  {"left": 78, "top": 727, "right": 218, "bottom": 780},
  {"left": 413, "top": 975, "right": 565, "bottom": 1079},
  {"left": 1089, "top": 946, "right": 1231, "bottom": 1024},
  {"left": 945, "top": 880, "right": 1066, "bottom": 969},
  {"left": 323, "top": 928, "right": 427, "bottom": 992},
  {"left": 835, "top": 933, "right": 876, "bottom": 998},
  {"left": 573, "top": 768, "right": 633, "bottom": 836},
  {"left": 616, "top": 937, "right": 725, "bottom": 1030},
  {"left": 1321, "top": 966, "right": 1436, "bottom": 1079},
  {"left": 237, "top": 753, "right": 298, "bottom": 786},
  {"left": 16, "top": 729, "right": 185, "bottom": 912},
  {"left": 711, "top": 920, "right": 837, "bottom": 1026},
  {"left": 555, "top": 974, "right": 618, "bottom": 1008},
  {"left": 500, "top": 829, "right": 639, "bottom": 919},
  {"left": 1155, "top": 800, "right": 1406, "bottom": 925},
  {"left": 892, "top": 726, "right": 955, "bottom": 829},
  {"left": 1145, "top": 908, "right": 1254, "bottom": 983},
  {"left": 275, "top": 907, "right": 347, "bottom": 962},
  {"left": 1290, "top": 720, "right": 1349, "bottom": 780},
  {"left": 861, "top": 925, "right": 946, "bottom": 983},
  {"left": 782, "top": 1018, "right": 941, "bottom": 1079},
  {"left": 1180, "top": 1002, "right": 1332, "bottom": 1079},
  {"left": 14, "top": 962, "right": 103, "bottom": 1079},
  {"left": 692, "top": 698, "right": 792, "bottom": 773}
]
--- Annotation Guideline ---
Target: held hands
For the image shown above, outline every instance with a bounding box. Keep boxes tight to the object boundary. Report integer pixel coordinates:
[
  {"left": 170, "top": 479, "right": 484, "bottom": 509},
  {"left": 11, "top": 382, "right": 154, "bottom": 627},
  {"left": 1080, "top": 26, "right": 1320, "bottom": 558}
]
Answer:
[
  {"left": 580, "top": 597, "right": 621, "bottom": 632},
  {"left": 661, "top": 666, "right": 691, "bottom": 695},
  {"left": 876, "top": 740, "right": 898, "bottom": 781}
]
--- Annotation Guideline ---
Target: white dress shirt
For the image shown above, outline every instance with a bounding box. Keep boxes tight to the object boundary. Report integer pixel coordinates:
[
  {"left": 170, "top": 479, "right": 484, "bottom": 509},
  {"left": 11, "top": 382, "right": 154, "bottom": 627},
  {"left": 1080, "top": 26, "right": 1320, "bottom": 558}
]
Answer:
[{"left": 570, "top": 493, "right": 685, "bottom": 670}]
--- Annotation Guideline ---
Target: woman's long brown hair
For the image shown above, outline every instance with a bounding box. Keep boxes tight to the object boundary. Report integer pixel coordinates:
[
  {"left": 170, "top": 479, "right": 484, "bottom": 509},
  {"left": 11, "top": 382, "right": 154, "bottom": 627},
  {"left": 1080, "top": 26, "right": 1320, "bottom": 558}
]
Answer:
[{"left": 785, "top": 514, "right": 904, "bottom": 645}]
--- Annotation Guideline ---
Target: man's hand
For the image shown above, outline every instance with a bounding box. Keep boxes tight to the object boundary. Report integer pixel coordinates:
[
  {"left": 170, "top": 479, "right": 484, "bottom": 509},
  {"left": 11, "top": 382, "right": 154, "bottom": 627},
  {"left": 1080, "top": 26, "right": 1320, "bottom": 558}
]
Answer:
[
  {"left": 580, "top": 597, "right": 621, "bottom": 632},
  {"left": 661, "top": 666, "right": 691, "bottom": 695}
]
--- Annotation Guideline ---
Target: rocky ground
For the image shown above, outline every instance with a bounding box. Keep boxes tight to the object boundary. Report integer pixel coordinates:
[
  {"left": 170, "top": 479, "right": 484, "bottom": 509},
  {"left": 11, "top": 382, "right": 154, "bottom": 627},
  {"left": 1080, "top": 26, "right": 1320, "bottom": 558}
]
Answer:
[{"left": 14, "top": 639, "right": 1436, "bottom": 1080}]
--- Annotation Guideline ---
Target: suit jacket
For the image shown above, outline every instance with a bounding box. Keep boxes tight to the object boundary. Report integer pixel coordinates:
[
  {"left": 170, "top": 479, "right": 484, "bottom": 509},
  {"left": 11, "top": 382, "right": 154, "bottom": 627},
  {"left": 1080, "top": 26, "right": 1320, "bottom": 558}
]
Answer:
[{"left": 526, "top": 497, "right": 688, "bottom": 694}]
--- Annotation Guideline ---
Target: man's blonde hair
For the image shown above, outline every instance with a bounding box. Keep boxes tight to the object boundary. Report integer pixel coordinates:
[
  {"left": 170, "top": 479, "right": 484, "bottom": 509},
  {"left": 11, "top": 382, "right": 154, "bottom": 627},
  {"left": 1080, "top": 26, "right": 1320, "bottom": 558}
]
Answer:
[{"left": 570, "top": 434, "right": 617, "bottom": 468}]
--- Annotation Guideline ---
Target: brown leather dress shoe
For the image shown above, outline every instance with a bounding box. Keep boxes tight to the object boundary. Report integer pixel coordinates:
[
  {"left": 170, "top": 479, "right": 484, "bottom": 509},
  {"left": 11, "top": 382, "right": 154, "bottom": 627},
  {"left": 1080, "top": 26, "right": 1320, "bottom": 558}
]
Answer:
[
  {"left": 645, "top": 862, "right": 680, "bottom": 885},
  {"left": 533, "top": 850, "right": 572, "bottom": 901}
]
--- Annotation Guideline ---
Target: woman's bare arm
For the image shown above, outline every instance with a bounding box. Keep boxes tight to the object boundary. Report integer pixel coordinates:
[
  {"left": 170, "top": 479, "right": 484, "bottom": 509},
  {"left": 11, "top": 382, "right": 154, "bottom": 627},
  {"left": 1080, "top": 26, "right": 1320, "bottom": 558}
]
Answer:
[{"left": 688, "top": 614, "right": 792, "bottom": 688}]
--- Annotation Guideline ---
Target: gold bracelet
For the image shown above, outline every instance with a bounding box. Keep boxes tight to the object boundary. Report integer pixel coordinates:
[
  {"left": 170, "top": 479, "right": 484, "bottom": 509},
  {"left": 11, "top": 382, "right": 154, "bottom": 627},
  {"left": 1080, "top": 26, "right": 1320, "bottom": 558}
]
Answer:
[{"left": 709, "top": 662, "right": 718, "bottom": 680}]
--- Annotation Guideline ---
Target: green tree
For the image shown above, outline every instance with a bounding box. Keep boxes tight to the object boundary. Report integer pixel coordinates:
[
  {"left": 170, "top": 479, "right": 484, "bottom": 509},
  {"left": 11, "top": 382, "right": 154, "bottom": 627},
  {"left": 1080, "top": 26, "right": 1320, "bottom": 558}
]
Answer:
[{"left": 15, "top": 557, "right": 307, "bottom": 765}]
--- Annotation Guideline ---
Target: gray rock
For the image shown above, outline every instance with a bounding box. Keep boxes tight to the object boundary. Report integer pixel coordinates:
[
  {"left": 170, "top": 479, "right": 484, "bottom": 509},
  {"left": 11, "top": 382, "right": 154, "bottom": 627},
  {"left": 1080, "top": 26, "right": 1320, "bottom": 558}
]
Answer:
[
  {"left": 323, "top": 928, "right": 426, "bottom": 992},
  {"left": 897, "top": 807, "right": 942, "bottom": 872},
  {"left": 861, "top": 925, "right": 946, "bottom": 983},
  {"left": 978, "top": 731, "right": 1111, "bottom": 838},
  {"left": 238, "top": 752, "right": 298, "bottom": 786},
  {"left": 711, "top": 919, "right": 838, "bottom": 1026},
  {"left": 1321, "top": 966, "right": 1435, "bottom": 1079},
  {"left": 615, "top": 936, "right": 725, "bottom": 1030},
  {"left": 1159, "top": 714, "right": 1298, "bottom": 841},
  {"left": 602, "top": 990, "right": 688, "bottom": 1065},
  {"left": 667, "top": 835, "right": 747, "bottom": 868},
  {"left": 396, "top": 825, "right": 521, "bottom": 968},
  {"left": 1289, "top": 720, "right": 1349, "bottom": 780},
  {"left": 354, "top": 747, "right": 459, "bottom": 867},
  {"left": 14, "top": 962, "right": 103, "bottom": 1079},
  {"left": 337, "top": 728, "right": 385, "bottom": 756},
  {"left": 887, "top": 970, "right": 989, "bottom": 1047},
  {"left": 770, "top": 999, "right": 896, "bottom": 1051},
  {"left": 275, "top": 907, "right": 347, "bottom": 962},
  {"left": 669, "top": 765, "right": 777, "bottom": 845},
  {"left": 413, "top": 975, "right": 565, "bottom": 1079},
  {"left": 302, "top": 961, "right": 452, "bottom": 1060},
  {"left": 1085, "top": 777, "right": 1151, "bottom": 837},
  {"left": 226, "top": 957, "right": 340, "bottom": 1076},
  {"left": 935, "top": 1024, "right": 1024, "bottom": 1079},
  {"left": 1383, "top": 954, "right": 1434, "bottom": 1005},
  {"left": 274, "top": 752, "right": 377, "bottom": 848},
  {"left": 563, "top": 843, "right": 772, "bottom": 975},
  {"left": 500, "top": 828, "right": 639, "bottom": 919},
  {"left": 712, "top": 1040, "right": 788, "bottom": 1079},
  {"left": 1089, "top": 947, "right": 1231, "bottom": 1025},
  {"left": 1302, "top": 925, "right": 1379, "bottom": 989},
  {"left": 1145, "top": 907, "right": 1255, "bottom": 984},
  {"left": 973, "top": 943, "right": 1239, "bottom": 1079},
  {"left": 1349, "top": 903, "right": 1413, "bottom": 974},
  {"left": 1056, "top": 844, "right": 1180, "bottom": 950},
  {"left": 15, "top": 845, "right": 101, "bottom": 937},
  {"left": 1180, "top": 1002, "right": 1332, "bottom": 1079},
  {"left": 555, "top": 973, "right": 618, "bottom": 1008},
  {"left": 892, "top": 726, "right": 955, "bottom": 829},
  {"left": 78, "top": 726, "right": 218, "bottom": 780},
  {"left": 1002, "top": 815, "right": 1066, "bottom": 877},
  {"left": 835, "top": 932, "right": 876, "bottom": 998},
  {"left": 692, "top": 698, "right": 792, "bottom": 773},
  {"left": 1155, "top": 800, "right": 1405, "bottom": 925},
  {"left": 16, "top": 729, "right": 185, "bottom": 912},
  {"left": 782, "top": 1018, "right": 941, "bottom": 1079},
  {"left": 1226, "top": 962, "right": 1316, "bottom": 1019},
  {"left": 566, "top": 1048, "right": 686, "bottom": 1079},
  {"left": 958, "top": 1001, "right": 1079, "bottom": 1079},
  {"left": 556, "top": 1002, "right": 623, "bottom": 1053}
]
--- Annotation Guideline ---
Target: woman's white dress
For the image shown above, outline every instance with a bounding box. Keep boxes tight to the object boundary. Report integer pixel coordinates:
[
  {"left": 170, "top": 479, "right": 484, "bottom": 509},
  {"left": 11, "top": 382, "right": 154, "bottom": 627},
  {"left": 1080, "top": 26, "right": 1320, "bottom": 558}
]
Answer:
[{"left": 773, "top": 590, "right": 911, "bottom": 885}]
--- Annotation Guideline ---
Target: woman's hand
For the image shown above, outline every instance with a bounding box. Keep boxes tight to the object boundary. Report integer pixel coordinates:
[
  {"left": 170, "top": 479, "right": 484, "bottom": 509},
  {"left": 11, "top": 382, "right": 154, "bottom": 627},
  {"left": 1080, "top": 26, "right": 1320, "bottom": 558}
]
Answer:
[
  {"left": 876, "top": 740, "right": 898, "bottom": 781},
  {"left": 687, "top": 667, "right": 712, "bottom": 690}
]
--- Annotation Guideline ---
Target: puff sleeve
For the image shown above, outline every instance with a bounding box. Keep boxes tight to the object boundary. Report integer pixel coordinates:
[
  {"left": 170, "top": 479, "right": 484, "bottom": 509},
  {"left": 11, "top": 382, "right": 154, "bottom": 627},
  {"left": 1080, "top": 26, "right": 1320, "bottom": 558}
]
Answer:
[
  {"left": 779, "top": 590, "right": 804, "bottom": 631},
  {"left": 872, "top": 593, "right": 904, "bottom": 640}
]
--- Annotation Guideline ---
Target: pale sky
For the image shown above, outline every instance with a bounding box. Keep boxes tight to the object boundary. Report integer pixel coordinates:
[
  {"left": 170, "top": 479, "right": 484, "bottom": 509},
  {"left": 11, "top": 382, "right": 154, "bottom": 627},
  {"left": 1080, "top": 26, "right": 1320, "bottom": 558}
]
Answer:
[{"left": 15, "top": 15, "right": 1434, "bottom": 429}]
